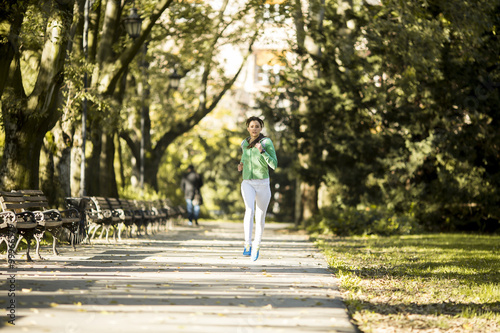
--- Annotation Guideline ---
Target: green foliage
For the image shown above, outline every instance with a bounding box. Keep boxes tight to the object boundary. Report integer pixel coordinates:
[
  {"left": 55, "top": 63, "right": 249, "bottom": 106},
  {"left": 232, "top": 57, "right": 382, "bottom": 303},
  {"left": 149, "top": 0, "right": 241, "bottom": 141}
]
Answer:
[
  {"left": 120, "top": 184, "right": 164, "bottom": 201},
  {"left": 114, "top": 0, "right": 267, "bottom": 197},
  {"left": 154, "top": 107, "right": 249, "bottom": 218},
  {"left": 2, "top": 0, "right": 500, "bottom": 234},
  {"left": 273, "top": 0, "right": 500, "bottom": 232},
  {"left": 308, "top": 204, "right": 421, "bottom": 236}
]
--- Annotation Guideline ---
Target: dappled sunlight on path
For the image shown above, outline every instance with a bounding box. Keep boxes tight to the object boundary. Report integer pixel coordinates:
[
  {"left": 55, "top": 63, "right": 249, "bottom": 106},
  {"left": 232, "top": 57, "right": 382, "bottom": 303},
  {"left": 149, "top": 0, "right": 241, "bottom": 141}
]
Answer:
[{"left": 1, "top": 221, "right": 355, "bottom": 333}]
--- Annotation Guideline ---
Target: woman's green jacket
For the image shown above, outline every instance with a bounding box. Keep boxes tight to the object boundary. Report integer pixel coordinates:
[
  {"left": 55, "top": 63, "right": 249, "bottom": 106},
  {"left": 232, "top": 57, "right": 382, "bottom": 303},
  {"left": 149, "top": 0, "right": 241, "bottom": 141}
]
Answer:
[{"left": 240, "top": 137, "right": 278, "bottom": 180}]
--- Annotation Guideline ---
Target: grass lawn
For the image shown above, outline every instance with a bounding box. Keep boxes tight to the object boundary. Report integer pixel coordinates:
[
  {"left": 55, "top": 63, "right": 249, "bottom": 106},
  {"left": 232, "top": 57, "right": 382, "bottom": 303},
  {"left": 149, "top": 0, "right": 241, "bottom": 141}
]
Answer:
[{"left": 313, "top": 233, "right": 500, "bottom": 333}]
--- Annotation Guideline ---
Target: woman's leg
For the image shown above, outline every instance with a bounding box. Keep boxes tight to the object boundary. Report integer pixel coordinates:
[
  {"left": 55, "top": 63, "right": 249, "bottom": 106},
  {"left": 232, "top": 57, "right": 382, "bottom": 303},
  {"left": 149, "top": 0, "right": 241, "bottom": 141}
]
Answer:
[
  {"left": 241, "top": 180, "right": 256, "bottom": 246},
  {"left": 252, "top": 180, "right": 271, "bottom": 248}
]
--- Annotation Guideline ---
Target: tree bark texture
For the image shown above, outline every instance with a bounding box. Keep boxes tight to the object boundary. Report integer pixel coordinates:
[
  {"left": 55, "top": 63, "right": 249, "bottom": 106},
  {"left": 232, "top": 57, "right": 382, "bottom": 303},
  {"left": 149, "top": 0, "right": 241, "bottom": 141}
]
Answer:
[
  {"left": 0, "top": 0, "right": 75, "bottom": 190},
  {"left": 84, "top": 0, "right": 173, "bottom": 196},
  {"left": 291, "top": 0, "right": 323, "bottom": 223}
]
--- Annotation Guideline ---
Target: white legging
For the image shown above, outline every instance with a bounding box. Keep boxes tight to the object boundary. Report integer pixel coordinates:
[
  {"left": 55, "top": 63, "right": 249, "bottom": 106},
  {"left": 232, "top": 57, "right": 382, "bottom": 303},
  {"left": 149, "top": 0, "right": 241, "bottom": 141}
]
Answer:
[{"left": 241, "top": 178, "right": 272, "bottom": 248}]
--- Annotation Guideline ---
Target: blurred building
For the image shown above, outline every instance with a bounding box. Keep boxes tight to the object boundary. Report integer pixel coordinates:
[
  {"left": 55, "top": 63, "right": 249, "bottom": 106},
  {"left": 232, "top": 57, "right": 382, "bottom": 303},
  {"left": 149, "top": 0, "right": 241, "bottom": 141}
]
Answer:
[{"left": 215, "top": 1, "right": 294, "bottom": 124}]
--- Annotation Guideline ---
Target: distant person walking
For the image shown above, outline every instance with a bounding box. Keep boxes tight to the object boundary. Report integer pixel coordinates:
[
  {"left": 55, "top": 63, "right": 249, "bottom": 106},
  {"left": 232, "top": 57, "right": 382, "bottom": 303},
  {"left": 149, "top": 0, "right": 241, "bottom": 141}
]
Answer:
[
  {"left": 238, "top": 116, "right": 278, "bottom": 261},
  {"left": 181, "top": 165, "right": 203, "bottom": 226}
]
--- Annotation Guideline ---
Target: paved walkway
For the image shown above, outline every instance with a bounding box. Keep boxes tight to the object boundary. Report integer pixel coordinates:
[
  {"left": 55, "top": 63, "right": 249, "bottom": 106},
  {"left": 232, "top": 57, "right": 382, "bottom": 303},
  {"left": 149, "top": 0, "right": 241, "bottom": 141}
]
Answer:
[{"left": 1, "top": 221, "right": 356, "bottom": 333}]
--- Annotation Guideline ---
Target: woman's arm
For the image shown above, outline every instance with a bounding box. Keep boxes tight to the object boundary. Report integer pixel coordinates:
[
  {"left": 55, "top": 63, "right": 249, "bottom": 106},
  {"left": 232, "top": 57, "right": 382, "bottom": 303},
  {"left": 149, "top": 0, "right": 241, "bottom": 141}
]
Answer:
[{"left": 259, "top": 138, "right": 278, "bottom": 170}]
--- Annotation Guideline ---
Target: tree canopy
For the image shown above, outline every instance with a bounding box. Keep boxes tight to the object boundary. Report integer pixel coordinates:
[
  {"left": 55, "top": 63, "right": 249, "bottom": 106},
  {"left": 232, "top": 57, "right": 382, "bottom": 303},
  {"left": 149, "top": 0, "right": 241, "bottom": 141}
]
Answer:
[
  {"left": 0, "top": 0, "right": 499, "bottom": 232},
  {"left": 266, "top": 0, "right": 500, "bottom": 231}
]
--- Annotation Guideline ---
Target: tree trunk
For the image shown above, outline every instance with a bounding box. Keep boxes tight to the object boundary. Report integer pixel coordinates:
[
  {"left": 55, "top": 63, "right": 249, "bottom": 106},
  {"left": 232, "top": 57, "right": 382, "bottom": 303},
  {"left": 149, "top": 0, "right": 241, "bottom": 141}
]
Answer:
[
  {"left": 87, "top": 124, "right": 102, "bottom": 195},
  {"left": 0, "top": 1, "right": 23, "bottom": 98},
  {"left": 300, "top": 181, "right": 318, "bottom": 226},
  {"left": 0, "top": 119, "right": 46, "bottom": 190},
  {"left": 82, "top": 0, "right": 173, "bottom": 197},
  {"left": 40, "top": 122, "right": 73, "bottom": 206},
  {"left": 81, "top": 123, "right": 118, "bottom": 197},
  {"left": 294, "top": 178, "right": 302, "bottom": 227},
  {"left": 101, "top": 132, "right": 119, "bottom": 197},
  {"left": 70, "top": 129, "right": 84, "bottom": 197},
  {"left": 290, "top": 0, "right": 324, "bottom": 225},
  {"left": 144, "top": 158, "right": 160, "bottom": 192},
  {"left": 0, "top": 0, "right": 75, "bottom": 190}
]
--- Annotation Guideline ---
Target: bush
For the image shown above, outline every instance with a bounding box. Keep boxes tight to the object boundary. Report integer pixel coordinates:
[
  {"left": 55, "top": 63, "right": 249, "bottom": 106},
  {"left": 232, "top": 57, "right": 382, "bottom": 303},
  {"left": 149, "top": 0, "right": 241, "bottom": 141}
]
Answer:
[{"left": 308, "top": 205, "right": 422, "bottom": 236}]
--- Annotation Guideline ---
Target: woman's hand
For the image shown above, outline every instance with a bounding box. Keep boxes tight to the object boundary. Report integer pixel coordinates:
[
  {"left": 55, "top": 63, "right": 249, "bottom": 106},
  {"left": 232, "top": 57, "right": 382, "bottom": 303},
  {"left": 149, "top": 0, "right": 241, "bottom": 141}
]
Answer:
[
  {"left": 238, "top": 162, "right": 243, "bottom": 172},
  {"left": 255, "top": 142, "right": 264, "bottom": 152}
]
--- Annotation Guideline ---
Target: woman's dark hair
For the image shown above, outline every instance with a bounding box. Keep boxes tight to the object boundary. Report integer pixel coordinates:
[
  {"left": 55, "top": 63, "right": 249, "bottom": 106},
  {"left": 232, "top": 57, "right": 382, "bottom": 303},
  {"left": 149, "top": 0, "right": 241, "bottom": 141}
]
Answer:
[{"left": 245, "top": 116, "right": 264, "bottom": 128}]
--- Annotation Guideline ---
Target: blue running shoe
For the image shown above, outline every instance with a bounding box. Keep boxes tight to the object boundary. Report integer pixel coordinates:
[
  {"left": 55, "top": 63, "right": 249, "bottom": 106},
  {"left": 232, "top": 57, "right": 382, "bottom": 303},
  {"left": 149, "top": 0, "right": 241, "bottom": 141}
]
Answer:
[
  {"left": 243, "top": 245, "right": 251, "bottom": 256},
  {"left": 251, "top": 247, "right": 260, "bottom": 261}
]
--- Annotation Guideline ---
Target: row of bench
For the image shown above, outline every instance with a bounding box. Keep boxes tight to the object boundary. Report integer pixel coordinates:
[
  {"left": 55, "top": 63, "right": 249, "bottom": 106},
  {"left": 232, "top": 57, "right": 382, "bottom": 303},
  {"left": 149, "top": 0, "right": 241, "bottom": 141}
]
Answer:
[{"left": 0, "top": 190, "right": 186, "bottom": 261}]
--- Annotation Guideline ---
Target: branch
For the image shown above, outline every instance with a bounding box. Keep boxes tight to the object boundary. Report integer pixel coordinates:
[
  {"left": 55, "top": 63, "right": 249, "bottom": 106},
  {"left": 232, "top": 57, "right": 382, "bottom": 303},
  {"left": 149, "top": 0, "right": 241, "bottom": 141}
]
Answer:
[
  {"left": 119, "top": 130, "right": 139, "bottom": 164},
  {"left": 151, "top": 26, "right": 261, "bottom": 159},
  {"left": 98, "top": 0, "right": 174, "bottom": 96},
  {"left": 0, "top": 1, "right": 24, "bottom": 99},
  {"left": 207, "top": 29, "right": 260, "bottom": 112},
  {"left": 199, "top": 0, "right": 230, "bottom": 104}
]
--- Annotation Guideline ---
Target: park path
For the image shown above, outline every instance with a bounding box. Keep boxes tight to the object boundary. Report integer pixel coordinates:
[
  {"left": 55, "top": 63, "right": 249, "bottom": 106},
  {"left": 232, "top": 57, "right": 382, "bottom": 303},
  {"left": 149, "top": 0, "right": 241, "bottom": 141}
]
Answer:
[{"left": 1, "top": 221, "right": 356, "bottom": 333}]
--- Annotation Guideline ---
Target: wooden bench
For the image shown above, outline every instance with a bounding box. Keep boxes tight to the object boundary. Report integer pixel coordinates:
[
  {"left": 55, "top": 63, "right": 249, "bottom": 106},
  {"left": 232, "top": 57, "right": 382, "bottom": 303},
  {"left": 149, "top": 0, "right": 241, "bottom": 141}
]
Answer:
[
  {"left": 18, "top": 190, "right": 81, "bottom": 255},
  {"left": 154, "top": 199, "right": 176, "bottom": 230},
  {"left": 0, "top": 210, "right": 18, "bottom": 261},
  {"left": 125, "top": 199, "right": 147, "bottom": 236},
  {"left": 85, "top": 196, "right": 121, "bottom": 242},
  {"left": 161, "top": 198, "right": 186, "bottom": 225},
  {"left": 65, "top": 197, "right": 92, "bottom": 245},
  {"left": 151, "top": 200, "right": 168, "bottom": 231},
  {"left": 106, "top": 197, "right": 133, "bottom": 240},
  {"left": 143, "top": 200, "right": 163, "bottom": 234},
  {"left": 135, "top": 200, "right": 156, "bottom": 235},
  {"left": 0, "top": 191, "right": 44, "bottom": 261},
  {"left": 82, "top": 196, "right": 107, "bottom": 242}
]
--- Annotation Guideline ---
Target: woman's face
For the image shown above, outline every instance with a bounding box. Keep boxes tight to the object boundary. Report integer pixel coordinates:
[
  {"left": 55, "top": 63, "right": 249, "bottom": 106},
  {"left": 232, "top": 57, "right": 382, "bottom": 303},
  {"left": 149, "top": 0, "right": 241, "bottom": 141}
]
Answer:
[{"left": 247, "top": 120, "right": 262, "bottom": 139}]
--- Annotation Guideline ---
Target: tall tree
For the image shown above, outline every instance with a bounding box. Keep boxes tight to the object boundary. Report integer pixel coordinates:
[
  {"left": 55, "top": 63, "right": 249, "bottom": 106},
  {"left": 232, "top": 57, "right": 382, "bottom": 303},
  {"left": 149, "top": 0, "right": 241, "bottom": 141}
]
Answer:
[
  {"left": 84, "top": 0, "right": 175, "bottom": 196},
  {"left": 278, "top": 0, "right": 326, "bottom": 225},
  {"left": 278, "top": 0, "right": 500, "bottom": 230},
  {"left": 0, "top": 0, "right": 76, "bottom": 190},
  {"left": 119, "top": 0, "right": 263, "bottom": 191},
  {"left": 46, "top": 0, "right": 176, "bottom": 198}
]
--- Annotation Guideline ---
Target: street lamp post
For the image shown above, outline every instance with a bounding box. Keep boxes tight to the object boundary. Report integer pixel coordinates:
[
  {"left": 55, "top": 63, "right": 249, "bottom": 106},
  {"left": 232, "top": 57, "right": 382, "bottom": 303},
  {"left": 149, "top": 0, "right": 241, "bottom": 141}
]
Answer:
[
  {"left": 124, "top": 7, "right": 145, "bottom": 189},
  {"left": 81, "top": 0, "right": 90, "bottom": 197},
  {"left": 139, "top": 44, "right": 148, "bottom": 190},
  {"left": 169, "top": 68, "right": 182, "bottom": 91},
  {"left": 123, "top": 7, "right": 142, "bottom": 39},
  {"left": 124, "top": 8, "right": 182, "bottom": 190}
]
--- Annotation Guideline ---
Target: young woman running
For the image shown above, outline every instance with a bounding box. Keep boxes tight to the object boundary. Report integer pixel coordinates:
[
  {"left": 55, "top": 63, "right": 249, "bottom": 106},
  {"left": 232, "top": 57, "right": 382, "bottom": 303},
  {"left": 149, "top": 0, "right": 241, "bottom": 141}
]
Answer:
[{"left": 237, "top": 116, "right": 278, "bottom": 261}]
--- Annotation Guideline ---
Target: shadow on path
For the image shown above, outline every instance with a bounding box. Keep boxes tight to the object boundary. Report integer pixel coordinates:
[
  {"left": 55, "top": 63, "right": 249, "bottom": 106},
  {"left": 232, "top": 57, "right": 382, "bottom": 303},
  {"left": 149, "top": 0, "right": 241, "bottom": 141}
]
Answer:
[{"left": 1, "top": 221, "right": 356, "bottom": 333}]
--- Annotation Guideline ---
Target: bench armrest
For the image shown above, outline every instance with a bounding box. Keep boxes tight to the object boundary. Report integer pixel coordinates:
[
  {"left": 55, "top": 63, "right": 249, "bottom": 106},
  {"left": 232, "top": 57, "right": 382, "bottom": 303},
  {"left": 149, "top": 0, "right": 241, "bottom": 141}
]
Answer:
[
  {"left": 0, "top": 211, "right": 16, "bottom": 226},
  {"left": 114, "top": 208, "right": 126, "bottom": 219},
  {"left": 59, "top": 207, "right": 80, "bottom": 219},
  {"left": 16, "top": 211, "right": 37, "bottom": 223},
  {"left": 33, "top": 209, "right": 62, "bottom": 222},
  {"left": 102, "top": 209, "right": 112, "bottom": 218}
]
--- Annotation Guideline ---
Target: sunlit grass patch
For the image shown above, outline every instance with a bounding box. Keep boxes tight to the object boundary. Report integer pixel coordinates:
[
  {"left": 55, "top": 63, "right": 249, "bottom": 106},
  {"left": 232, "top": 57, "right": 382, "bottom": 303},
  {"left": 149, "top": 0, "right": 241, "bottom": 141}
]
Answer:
[{"left": 314, "top": 233, "right": 500, "bottom": 332}]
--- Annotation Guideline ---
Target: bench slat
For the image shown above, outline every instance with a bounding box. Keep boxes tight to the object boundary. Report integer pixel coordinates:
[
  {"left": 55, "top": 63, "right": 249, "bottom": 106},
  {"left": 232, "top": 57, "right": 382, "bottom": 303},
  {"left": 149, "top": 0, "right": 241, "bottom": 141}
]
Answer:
[
  {"left": 23, "top": 202, "right": 48, "bottom": 209},
  {"left": 23, "top": 195, "right": 48, "bottom": 202},
  {"left": 18, "top": 190, "right": 44, "bottom": 195},
  {"left": 2, "top": 202, "right": 32, "bottom": 210},
  {"left": 0, "top": 191, "right": 24, "bottom": 197},
  {"left": 0, "top": 196, "right": 24, "bottom": 203}
]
